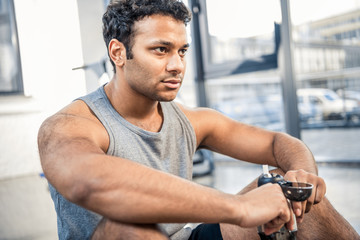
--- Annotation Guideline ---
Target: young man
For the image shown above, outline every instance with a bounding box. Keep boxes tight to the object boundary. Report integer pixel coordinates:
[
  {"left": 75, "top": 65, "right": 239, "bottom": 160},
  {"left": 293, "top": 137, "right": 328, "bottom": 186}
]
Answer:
[{"left": 38, "top": 0, "right": 359, "bottom": 239}]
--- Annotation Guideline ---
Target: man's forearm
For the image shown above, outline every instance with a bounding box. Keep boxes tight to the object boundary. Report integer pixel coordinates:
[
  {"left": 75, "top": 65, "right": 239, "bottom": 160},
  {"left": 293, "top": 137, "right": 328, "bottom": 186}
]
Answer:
[
  {"left": 65, "top": 153, "right": 239, "bottom": 225},
  {"left": 272, "top": 132, "right": 318, "bottom": 175},
  {"left": 71, "top": 155, "right": 294, "bottom": 232}
]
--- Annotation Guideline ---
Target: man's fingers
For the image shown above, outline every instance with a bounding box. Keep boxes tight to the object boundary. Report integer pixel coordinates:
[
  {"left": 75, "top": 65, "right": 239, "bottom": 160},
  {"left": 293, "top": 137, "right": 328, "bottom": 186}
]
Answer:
[
  {"left": 304, "top": 191, "right": 315, "bottom": 213},
  {"left": 291, "top": 201, "right": 302, "bottom": 217},
  {"left": 314, "top": 180, "right": 326, "bottom": 204},
  {"left": 284, "top": 173, "right": 304, "bottom": 219},
  {"left": 264, "top": 226, "right": 282, "bottom": 236},
  {"left": 264, "top": 220, "right": 284, "bottom": 235},
  {"left": 304, "top": 179, "right": 325, "bottom": 213},
  {"left": 284, "top": 169, "right": 327, "bottom": 217},
  {"left": 292, "top": 201, "right": 306, "bottom": 223},
  {"left": 305, "top": 201, "right": 312, "bottom": 213}
]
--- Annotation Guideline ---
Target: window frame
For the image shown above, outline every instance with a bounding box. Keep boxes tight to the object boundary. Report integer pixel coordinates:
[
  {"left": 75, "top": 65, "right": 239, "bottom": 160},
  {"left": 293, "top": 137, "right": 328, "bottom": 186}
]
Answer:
[{"left": 0, "top": 0, "right": 23, "bottom": 95}]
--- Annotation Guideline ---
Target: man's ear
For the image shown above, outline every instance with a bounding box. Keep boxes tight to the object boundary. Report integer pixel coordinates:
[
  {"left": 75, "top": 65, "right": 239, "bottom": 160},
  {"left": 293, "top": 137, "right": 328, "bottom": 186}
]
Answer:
[{"left": 108, "top": 39, "right": 126, "bottom": 67}]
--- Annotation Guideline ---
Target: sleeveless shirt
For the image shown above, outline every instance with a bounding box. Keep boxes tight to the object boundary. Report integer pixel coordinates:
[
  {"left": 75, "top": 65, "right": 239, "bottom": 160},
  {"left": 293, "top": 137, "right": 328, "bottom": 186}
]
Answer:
[{"left": 49, "top": 86, "right": 197, "bottom": 240}]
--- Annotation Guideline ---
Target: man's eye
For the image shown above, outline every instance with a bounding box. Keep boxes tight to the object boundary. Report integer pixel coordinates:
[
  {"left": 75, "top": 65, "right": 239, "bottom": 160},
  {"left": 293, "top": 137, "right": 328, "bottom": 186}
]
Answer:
[
  {"left": 179, "top": 49, "right": 188, "bottom": 57},
  {"left": 155, "top": 47, "right": 167, "bottom": 53}
]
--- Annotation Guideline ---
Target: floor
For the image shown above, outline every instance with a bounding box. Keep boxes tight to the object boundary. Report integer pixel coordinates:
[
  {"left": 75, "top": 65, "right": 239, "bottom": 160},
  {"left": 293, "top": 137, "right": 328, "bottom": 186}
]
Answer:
[{"left": 0, "top": 160, "right": 359, "bottom": 240}]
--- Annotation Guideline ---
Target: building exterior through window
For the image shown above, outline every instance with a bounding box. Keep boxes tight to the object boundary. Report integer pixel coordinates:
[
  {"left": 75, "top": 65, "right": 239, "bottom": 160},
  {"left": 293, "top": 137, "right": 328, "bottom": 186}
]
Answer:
[{"left": 0, "top": 0, "right": 22, "bottom": 94}]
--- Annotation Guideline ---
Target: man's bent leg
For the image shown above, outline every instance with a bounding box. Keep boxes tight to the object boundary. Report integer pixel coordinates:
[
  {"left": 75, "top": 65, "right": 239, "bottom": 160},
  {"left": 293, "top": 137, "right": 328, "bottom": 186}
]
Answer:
[
  {"left": 296, "top": 197, "right": 359, "bottom": 240},
  {"left": 220, "top": 168, "right": 360, "bottom": 240},
  {"left": 91, "top": 218, "right": 169, "bottom": 240}
]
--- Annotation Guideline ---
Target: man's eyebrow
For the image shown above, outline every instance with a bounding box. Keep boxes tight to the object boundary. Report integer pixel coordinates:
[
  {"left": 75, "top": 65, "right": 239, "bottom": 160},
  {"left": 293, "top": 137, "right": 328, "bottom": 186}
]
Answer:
[
  {"left": 150, "top": 40, "right": 190, "bottom": 48},
  {"left": 182, "top": 43, "right": 190, "bottom": 48}
]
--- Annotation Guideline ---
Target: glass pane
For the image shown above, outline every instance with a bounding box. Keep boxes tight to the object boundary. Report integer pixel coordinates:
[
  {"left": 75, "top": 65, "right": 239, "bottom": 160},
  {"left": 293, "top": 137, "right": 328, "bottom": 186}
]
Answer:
[
  {"left": 291, "top": 0, "right": 360, "bottom": 161},
  {"left": 205, "top": 0, "right": 281, "bottom": 67},
  {"left": 207, "top": 73, "right": 285, "bottom": 132},
  {"left": 0, "top": 0, "right": 22, "bottom": 93},
  {"left": 203, "top": 0, "right": 284, "bottom": 131}
]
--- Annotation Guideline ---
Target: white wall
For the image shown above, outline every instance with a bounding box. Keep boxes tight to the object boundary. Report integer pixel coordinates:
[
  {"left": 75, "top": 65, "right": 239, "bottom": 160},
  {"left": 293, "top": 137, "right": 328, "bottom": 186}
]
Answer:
[
  {"left": 14, "top": 0, "right": 87, "bottom": 108},
  {"left": 0, "top": 0, "right": 88, "bottom": 179}
]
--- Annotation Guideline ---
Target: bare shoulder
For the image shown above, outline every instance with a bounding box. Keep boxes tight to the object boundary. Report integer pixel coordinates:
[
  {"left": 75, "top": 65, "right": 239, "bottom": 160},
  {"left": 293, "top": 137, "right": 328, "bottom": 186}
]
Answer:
[
  {"left": 176, "top": 102, "right": 268, "bottom": 133},
  {"left": 176, "top": 103, "right": 222, "bottom": 124},
  {"left": 39, "top": 100, "right": 101, "bottom": 134},
  {"left": 38, "top": 100, "right": 109, "bottom": 154}
]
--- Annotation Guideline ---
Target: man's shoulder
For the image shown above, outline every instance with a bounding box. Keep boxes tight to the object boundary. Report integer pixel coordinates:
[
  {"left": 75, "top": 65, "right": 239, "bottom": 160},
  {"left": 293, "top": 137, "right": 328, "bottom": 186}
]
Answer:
[
  {"left": 42, "top": 100, "right": 100, "bottom": 131},
  {"left": 174, "top": 103, "right": 224, "bottom": 129},
  {"left": 175, "top": 103, "right": 219, "bottom": 119}
]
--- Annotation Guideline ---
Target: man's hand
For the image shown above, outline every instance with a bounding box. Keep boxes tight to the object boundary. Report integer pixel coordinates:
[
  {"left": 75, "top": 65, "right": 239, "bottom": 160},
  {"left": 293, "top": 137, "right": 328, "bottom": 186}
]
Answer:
[
  {"left": 284, "top": 169, "right": 326, "bottom": 223},
  {"left": 235, "top": 183, "right": 294, "bottom": 235}
]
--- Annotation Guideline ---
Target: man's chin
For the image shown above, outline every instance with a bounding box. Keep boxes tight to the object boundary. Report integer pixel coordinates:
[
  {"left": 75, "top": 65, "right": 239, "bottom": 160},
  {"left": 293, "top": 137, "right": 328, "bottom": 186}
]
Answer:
[
  {"left": 157, "top": 96, "right": 177, "bottom": 102},
  {"left": 155, "top": 92, "right": 178, "bottom": 102}
]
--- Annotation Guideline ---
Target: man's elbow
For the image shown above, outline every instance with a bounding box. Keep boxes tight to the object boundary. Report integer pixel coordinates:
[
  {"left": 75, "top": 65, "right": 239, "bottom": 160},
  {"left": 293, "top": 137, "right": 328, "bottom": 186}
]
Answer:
[{"left": 63, "top": 178, "right": 93, "bottom": 204}]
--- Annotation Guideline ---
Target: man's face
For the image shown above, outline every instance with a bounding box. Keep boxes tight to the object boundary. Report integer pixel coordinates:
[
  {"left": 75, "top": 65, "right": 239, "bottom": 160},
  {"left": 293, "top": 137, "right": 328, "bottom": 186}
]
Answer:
[{"left": 123, "top": 14, "right": 189, "bottom": 102}]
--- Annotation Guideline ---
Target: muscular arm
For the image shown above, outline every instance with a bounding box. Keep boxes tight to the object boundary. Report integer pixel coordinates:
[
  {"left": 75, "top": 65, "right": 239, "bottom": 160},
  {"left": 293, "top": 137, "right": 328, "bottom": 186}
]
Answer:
[
  {"left": 38, "top": 101, "right": 290, "bottom": 229},
  {"left": 180, "top": 105, "right": 325, "bottom": 220},
  {"left": 38, "top": 109, "right": 223, "bottom": 223},
  {"left": 181, "top": 106, "right": 316, "bottom": 173}
]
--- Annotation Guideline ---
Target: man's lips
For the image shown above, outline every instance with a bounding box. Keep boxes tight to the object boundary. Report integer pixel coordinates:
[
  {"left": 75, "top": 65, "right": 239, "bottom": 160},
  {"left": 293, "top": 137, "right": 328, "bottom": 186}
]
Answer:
[{"left": 162, "top": 79, "right": 182, "bottom": 89}]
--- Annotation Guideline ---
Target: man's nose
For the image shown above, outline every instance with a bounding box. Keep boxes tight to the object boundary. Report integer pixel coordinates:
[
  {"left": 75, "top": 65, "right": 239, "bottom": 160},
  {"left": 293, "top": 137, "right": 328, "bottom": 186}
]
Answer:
[{"left": 166, "top": 54, "right": 185, "bottom": 74}]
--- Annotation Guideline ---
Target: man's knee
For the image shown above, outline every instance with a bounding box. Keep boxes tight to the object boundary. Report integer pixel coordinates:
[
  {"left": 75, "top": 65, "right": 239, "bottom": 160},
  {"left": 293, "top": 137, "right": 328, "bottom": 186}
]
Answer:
[{"left": 91, "top": 218, "right": 169, "bottom": 240}]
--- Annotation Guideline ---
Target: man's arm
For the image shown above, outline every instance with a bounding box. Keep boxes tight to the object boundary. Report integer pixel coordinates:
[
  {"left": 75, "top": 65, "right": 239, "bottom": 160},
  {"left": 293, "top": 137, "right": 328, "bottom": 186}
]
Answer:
[
  {"left": 37, "top": 102, "right": 292, "bottom": 232},
  {"left": 180, "top": 105, "right": 315, "bottom": 170},
  {"left": 180, "top": 105, "right": 326, "bottom": 222}
]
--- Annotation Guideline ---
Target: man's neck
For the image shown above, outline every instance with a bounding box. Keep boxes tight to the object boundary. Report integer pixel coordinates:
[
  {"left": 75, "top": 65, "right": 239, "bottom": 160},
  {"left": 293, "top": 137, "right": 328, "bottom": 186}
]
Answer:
[{"left": 104, "top": 79, "right": 164, "bottom": 132}]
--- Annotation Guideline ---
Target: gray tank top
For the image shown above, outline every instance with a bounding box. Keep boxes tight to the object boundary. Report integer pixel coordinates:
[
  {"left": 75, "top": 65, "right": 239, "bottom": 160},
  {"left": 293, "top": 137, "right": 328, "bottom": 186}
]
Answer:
[{"left": 49, "top": 86, "right": 197, "bottom": 240}]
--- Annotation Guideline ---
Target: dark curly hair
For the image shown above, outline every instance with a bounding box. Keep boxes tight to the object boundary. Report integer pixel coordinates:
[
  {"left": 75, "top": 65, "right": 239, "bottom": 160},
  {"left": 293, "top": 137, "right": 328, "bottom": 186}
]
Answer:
[{"left": 102, "top": 0, "right": 192, "bottom": 72}]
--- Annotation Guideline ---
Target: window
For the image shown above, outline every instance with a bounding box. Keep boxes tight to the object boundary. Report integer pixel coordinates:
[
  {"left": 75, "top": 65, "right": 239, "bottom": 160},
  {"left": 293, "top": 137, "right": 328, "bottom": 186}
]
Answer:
[
  {"left": 291, "top": 0, "right": 360, "bottom": 161},
  {"left": 193, "top": 0, "right": 281, "bottom": 79},
  {"left": 191, "top": 0, "right": 285, "bottom": 132},
  {"left": 0, "top": 0, "right": 22, "bottom": 94}
]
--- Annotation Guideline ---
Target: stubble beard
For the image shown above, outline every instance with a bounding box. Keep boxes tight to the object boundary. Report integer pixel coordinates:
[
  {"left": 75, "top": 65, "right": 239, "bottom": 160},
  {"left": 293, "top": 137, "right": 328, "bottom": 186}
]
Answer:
[{"left": 148, "top": 88, "right": 180, "bottom": 102}]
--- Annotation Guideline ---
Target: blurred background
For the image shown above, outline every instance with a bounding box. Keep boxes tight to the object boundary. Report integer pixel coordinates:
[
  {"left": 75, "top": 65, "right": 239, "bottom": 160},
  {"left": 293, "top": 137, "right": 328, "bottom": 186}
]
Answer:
[{"left": 0, "top": 0, "right": 359, "bottom": 239}]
